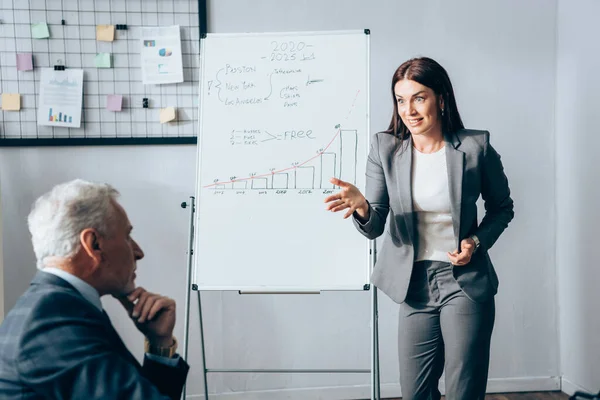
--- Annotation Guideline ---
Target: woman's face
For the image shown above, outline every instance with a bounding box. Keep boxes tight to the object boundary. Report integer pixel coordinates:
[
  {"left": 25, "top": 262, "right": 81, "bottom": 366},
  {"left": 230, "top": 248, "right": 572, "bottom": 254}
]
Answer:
[{"left": 394, "top": 79, "right": 443, "bottom": 137}]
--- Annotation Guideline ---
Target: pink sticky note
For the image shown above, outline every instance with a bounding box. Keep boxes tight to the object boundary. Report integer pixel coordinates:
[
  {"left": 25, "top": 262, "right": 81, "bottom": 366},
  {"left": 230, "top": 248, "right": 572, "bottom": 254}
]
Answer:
[
  {"left": 106, "top": 95, "right": 122, "bottom": 111},
  {"left": 16, "top": 54, "right": 33, "bottom": 71}
]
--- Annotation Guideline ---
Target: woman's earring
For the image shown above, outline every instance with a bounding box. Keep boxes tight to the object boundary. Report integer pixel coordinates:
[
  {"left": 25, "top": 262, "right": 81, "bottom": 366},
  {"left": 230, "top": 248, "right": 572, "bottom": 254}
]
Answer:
[{"left": 441, "top": 108, "right": 445, "bottom": 116}]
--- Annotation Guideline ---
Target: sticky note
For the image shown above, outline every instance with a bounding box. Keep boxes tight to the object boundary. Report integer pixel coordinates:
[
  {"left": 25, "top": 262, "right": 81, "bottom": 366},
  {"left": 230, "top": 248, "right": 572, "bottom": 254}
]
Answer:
[
  {"left": 95, "top": 53, "right": 112, "bottom": 68},
  {"left": 2, "top": 94, "right": 21, "bottom": 111},
  {"left": 159, "top": 107, "right": 176, "bottom": 123},
  {"left": 96, "top": 25, "right": 115, "bottom": 42},
  {"left": 31, "top": 22, "right": 50, "bottom": 39},
  {"left": 106, "top": 95, "right": 122, "bottom": 111},
  {"left": 16, "top": 54, "right": 33, "bottom": 71}
]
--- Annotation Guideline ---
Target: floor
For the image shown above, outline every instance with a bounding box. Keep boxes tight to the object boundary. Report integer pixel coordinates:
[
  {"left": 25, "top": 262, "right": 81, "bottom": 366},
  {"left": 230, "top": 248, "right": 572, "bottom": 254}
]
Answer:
[
  {"left": 482, "top": 393, "right": 571, "bottom": 400},
  {"left": 381, "top": 392, "right": 570, "bottom": 400}
]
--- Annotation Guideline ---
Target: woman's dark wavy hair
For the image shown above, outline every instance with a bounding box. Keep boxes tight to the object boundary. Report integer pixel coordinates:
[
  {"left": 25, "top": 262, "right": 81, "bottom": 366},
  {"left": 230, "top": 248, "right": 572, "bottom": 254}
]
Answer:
[{"left": 385, "top": 57, "right": 464, "bottom": 145}]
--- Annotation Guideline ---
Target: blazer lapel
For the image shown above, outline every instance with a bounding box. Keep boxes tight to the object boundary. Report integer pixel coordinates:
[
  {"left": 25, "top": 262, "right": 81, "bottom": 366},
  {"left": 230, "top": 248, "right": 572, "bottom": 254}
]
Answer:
[
  {"left": 444, "top": 132, "right": 464, "bottom": 248},
  {"left": 395, "top": 136, "right": 415, "bottom": 244},
  {"left": 100, "top": 310, "right": 142, "bottom": 369},
  {"left": 34, "top": 271, "right": 142, "bottom": 369}
]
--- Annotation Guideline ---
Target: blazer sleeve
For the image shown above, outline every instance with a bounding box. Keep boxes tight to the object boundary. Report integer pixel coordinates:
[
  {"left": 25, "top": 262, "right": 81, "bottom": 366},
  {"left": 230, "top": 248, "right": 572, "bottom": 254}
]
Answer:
[
  {"left": 142, "top": 355, "right": 189, "bottom": 400},
  {"left": 475, "top": 131, "right": 515, "bottom": 251},
  {"left": 15, "top": 294, "right": 188, "bottom": 400},
  {"left": 352, "top": 132, "right": 390, "bottom": 239}
]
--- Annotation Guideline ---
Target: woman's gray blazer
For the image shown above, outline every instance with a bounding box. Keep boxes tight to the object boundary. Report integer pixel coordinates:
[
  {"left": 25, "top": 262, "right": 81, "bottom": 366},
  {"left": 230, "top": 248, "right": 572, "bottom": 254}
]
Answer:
[{"left": 353, "top": 129, "right": 514, "bottom": 304}]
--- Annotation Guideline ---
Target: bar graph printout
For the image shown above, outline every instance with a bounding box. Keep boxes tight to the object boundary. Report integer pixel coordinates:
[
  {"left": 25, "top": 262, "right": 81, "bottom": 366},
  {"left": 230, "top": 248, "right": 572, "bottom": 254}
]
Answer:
[
  {"left": 194, "top": 31, "right": 370, "bottom": 290},
  {"left": 37, "top": 69, "right": 84, "bottom": 128}
]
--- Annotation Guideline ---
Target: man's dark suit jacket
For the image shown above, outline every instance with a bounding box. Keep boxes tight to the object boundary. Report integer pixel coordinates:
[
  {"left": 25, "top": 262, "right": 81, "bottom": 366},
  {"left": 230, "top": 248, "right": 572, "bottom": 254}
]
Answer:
[{"left": 0, "top": 271, "right": 189, "bottom": 399}]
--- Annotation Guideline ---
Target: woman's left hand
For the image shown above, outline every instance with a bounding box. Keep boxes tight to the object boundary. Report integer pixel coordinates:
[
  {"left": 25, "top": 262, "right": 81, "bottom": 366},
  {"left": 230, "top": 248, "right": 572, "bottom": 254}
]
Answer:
[{"left": 447, "top": 238, "right": 476, "bottom": 266}]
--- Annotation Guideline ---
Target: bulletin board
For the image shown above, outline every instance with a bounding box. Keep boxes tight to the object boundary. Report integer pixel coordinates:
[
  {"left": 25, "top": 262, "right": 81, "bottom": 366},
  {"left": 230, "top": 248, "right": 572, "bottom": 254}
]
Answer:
[{"left": 0, "top": 0, "right": 206, "bottom": 146}]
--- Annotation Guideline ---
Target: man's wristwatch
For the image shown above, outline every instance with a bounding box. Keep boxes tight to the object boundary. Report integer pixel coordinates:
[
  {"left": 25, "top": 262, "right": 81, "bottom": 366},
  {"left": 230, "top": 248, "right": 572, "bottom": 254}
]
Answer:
[
  {"left": 470, "top": 235, "right": 481, "bottom": 253},
  {"left": 144, "top": 336, "right": 178, "bottom": 358}
]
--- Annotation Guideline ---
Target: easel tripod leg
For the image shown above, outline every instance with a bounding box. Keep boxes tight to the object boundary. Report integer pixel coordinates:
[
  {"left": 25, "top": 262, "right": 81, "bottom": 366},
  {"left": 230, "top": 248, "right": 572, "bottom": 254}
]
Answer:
[
  {"left": 374, "top": 286, "right": 380, "bottom": 399},
  {"left": 197, "top": 290, "right": 209, "bottom": 399},
  {"left": 182, "top": 197, "right": 196, "bottom": 400},
  {"left": 371, "top": 285, "right": 381, "bottom": 400}
]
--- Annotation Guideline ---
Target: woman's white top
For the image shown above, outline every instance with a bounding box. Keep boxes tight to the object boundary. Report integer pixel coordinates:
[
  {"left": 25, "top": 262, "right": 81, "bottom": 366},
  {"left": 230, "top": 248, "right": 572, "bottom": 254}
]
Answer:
[{"left": 411, "top": 145, "right": 457, "bottom": 262}]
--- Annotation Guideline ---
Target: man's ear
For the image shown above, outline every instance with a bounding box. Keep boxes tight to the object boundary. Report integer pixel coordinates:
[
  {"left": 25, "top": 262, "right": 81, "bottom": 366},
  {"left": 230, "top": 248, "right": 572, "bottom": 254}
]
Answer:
[{"left": 80, "top": 228, "right": 103, "bottom": 266}]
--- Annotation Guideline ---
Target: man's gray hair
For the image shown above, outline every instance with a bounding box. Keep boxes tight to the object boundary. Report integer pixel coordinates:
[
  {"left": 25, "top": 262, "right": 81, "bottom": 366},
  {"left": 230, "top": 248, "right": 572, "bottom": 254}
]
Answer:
[{"left": 27, "top": 179, "right": 120, "bottom": 269}]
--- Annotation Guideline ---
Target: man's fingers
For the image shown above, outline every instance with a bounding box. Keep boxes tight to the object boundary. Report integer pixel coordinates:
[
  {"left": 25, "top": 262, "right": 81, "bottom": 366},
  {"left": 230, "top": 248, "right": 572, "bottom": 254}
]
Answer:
[
  {"left": 116, "top": 287, "right": 146, "bottom": 314},
  {"left": 132, "top": 291, "right": 151, "bottom": 318},
  {"left": 127, "top": 287, "right": 145, "bottom": 302},
  {"left": 137, "top": 295, "right": 158, "bottom": 323},
  {"left": 147, "top": 297, "right": 173, "bottom": 321}
]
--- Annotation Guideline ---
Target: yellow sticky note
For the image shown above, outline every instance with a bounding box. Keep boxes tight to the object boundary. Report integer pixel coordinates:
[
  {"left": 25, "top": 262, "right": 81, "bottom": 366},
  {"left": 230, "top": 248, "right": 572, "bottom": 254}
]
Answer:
[
  {"left": 159, "top": 107, "right": 176, "bottom": 123},
  {"left": 96, "top": 25, "right": 115, "bottom": 42},
  {"left": 2, "top": 94, "right": 21, "bottom": 111}
]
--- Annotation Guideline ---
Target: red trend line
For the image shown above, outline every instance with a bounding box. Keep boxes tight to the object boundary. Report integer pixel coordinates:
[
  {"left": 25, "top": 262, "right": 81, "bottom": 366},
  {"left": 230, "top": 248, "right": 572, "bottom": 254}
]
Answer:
[{"left": 204, "top": 90, "right": 361, "bottom": 188}]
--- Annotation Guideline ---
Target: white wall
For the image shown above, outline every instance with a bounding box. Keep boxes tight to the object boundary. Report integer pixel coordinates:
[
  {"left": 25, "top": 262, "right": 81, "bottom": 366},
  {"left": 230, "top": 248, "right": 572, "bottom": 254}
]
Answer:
[
  {"left": 0, "top": 1, "right": 560, "bottom": 398},
  {"left": 556, "top": 0, "right": 600, "bottom": 395}
]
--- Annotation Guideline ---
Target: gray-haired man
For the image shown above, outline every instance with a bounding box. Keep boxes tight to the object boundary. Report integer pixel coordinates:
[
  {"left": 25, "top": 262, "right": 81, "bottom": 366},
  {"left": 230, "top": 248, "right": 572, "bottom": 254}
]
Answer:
[{"left": 0, "top": 179, "right": 189, "bottom": 399}]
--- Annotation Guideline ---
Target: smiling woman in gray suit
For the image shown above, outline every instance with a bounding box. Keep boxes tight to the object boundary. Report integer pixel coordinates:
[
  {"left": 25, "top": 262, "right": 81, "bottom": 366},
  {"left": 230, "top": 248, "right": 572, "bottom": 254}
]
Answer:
[{"left": 325, "top": 57, "right": 514, "bottom": 400}]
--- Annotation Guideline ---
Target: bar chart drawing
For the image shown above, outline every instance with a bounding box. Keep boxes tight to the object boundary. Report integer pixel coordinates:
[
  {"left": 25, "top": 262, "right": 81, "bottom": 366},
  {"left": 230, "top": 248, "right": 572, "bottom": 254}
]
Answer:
[
  {"left": 339, "top": 129, "right": 358, "bottom": 186},
  {"left": 294, "top": 166, "right": 315, "bottom": 189},
  {"left": 205, "top": 129, "right": 359, "bottom": 191}
]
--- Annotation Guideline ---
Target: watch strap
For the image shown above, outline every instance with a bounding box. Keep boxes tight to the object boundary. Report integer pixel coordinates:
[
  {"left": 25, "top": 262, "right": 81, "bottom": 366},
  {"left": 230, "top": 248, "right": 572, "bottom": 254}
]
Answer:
[
  {"left": 470, "top": 234, "right": 481, "bottom": 252},
  {"left": 144, "top": 336, "right": 178, "bottom": 358}
]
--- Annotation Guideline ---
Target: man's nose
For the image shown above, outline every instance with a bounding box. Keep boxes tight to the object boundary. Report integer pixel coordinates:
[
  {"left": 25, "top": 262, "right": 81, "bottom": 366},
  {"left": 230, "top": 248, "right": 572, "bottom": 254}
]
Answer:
[{"left": 133, "top": 240, "right": 144, "bottom": 260}]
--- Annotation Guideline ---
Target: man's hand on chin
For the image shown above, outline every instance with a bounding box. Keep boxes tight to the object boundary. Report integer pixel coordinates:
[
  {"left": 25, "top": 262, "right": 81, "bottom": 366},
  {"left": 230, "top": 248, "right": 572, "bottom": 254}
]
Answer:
[{"left": 115, "top": 287, "right": 176, "bottom": 345}]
